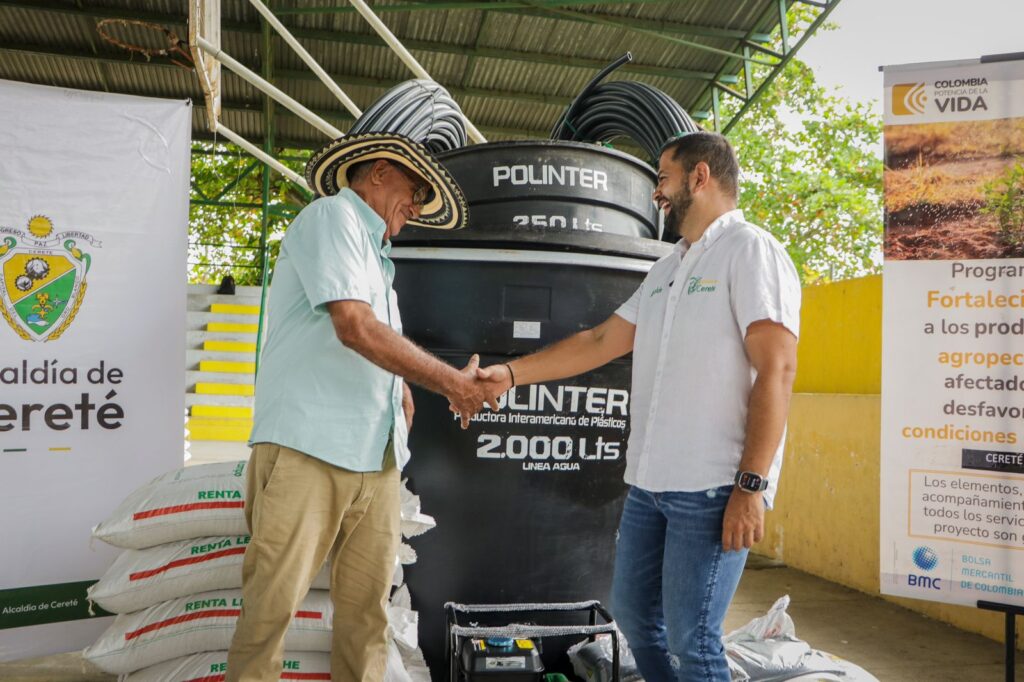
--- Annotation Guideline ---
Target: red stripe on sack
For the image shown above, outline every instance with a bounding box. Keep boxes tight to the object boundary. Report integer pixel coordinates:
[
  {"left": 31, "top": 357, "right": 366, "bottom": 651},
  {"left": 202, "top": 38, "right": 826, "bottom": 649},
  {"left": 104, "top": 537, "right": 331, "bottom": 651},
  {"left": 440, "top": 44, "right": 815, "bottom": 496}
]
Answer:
[
  {"left": 124, "top": 609, "right": 241, "bottom": 640},
  {"left": 129, "top": 547, "right": 247, "bottom": 581},
  {"left": 183, "top": 676, "right": 225, "bottom": 682},
  {"left": 125, "top": 609, "right": 323, "bottom": 641},
  {"left": 132, "top": 501, "right": 244, "bottom": 520}
]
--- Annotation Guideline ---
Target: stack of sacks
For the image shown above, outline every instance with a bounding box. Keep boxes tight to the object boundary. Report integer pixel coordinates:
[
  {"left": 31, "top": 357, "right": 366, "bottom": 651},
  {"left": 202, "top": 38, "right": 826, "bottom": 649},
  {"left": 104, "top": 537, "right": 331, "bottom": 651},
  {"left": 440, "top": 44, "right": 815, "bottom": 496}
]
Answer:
[{"left": 84, "top": 461, "right": 433, "bottom": 681}]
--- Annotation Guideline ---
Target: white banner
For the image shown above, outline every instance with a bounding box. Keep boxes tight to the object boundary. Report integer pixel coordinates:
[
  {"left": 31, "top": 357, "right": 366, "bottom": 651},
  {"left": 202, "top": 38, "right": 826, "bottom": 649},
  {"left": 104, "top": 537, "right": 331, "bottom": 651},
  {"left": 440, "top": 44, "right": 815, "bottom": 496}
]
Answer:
[
  {"left": 881, "top": 57, "right": 1024, "bottom": 607},
  {"left": 0, "top": 81, "right": 189, "bottom": 659}
]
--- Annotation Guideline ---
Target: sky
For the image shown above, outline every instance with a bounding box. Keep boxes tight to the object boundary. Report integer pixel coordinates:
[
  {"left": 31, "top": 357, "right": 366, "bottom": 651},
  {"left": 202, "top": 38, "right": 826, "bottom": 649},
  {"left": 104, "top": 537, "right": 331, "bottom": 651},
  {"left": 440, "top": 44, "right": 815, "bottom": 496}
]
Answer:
[{"left": 796, "top": 0, "right": 1022, "bottom": 111}]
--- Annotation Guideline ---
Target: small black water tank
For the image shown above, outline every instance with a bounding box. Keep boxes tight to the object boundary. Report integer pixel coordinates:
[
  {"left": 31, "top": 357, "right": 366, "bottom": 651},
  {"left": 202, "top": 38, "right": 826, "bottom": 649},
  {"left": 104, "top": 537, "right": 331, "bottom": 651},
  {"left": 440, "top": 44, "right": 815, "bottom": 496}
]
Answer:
[
  {"left": 406, "top": 140, "right": 661, "bottom": 241},
  {"left": 393, "top": 141, "right": 671, "bottom": 678}
]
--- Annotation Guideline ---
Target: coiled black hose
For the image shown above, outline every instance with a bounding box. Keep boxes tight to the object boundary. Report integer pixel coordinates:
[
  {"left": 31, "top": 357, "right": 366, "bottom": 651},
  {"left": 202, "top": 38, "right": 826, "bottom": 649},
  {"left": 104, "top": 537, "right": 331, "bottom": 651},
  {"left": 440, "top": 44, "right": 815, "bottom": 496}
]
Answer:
[
  {"left": 349, "top": 79, "right": 468, "bottom": 153},
  {"left": 551, "top": 53, "right": 700, "bottom": 162}
]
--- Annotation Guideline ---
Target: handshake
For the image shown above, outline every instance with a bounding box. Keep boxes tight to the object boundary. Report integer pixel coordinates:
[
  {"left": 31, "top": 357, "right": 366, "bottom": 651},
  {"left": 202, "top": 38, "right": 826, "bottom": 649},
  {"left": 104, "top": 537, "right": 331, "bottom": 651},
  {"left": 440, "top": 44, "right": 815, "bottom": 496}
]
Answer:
[{"left": 445, "top": 354, "right": 514, "bottom": 429}]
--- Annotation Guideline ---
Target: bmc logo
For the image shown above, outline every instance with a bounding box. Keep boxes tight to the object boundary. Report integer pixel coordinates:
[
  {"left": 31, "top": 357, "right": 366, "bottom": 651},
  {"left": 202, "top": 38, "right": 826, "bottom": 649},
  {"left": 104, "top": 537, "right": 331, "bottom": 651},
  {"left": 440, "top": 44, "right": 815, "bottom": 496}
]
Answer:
[{"left": 908, "top": 575, "right": 942, "bottom": 590}]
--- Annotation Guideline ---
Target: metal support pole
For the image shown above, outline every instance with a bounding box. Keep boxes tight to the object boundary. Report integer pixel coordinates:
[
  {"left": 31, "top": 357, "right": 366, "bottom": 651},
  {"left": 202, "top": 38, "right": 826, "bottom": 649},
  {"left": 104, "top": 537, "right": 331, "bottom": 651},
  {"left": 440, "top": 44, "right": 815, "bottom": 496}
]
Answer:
[
  {"left": 255, "top": 11, "right": 274, "bottom": 379},
  {"left": 743, "top": 46, "right": 753, "bottom": 100},
  {"left": 711, "top": 87, "right": 721, "bottom": 132},
  {"left": 213, "top": 123, "right": 307, "bottom": 189},
  {"left": 211, "top": 160, "right": 260, "bottom": 201},
  {"left": 197, "top": 36, "right": 343, "bottom": 138},
  {"left": 246, "top": 0, "right": 363, "bottom": 118},
  {"left": 714, "top": 83, "right": 748, "bottom": 102},
  {"left": 346, "top": 0, "right": 488, "bottom": 144},
  {"left": 1009, "top": 612, "right": 1017, "bottom": 682},
  {"left": 978, "top": 601, "right": 1024, "bottom": 681},
  {"left": 778, "top": 0, "right": 790, "bottom": 54},
  {"left": 721, "top": 0, "right": 840, "bottom": 135}
]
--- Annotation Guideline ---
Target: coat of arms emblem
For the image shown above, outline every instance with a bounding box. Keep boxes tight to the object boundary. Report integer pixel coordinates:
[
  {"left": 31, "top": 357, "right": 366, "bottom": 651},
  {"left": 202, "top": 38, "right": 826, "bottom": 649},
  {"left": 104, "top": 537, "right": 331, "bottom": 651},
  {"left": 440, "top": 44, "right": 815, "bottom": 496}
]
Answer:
[{"left": 1, "top": 216, "right": 101, "bottom": 342}]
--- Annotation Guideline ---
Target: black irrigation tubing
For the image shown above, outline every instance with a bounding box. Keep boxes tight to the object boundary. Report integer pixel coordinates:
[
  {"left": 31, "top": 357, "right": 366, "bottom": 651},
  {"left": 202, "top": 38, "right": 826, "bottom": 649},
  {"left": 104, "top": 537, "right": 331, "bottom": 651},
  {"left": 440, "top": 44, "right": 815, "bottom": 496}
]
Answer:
[
  {"left": 349, "top": 79, "right": 468, "bottom": 153},
  {"left": 552, "top": 53, "right": 700, "bottom": 163},
  {"left": 551, "top": 51, "right": 634, "bottom": 140}
]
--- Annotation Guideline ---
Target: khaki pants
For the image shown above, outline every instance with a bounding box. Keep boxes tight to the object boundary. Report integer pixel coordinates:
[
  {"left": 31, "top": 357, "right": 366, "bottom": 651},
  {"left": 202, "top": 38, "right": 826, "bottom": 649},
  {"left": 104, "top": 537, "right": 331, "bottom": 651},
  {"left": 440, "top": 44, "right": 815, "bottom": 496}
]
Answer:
[{"left": 226, "top": 442, "right": 400, "bottom": 682}]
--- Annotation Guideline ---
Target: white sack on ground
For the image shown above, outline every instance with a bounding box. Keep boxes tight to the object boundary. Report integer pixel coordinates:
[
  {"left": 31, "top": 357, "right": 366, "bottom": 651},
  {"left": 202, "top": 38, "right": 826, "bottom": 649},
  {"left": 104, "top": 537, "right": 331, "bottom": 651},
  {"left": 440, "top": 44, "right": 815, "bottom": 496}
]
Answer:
[
  {"left": 392, "top": 542, "right": 418, "bottom": 587},
  {"left": 384, "top": 640, "right": 413, "bottom": 682},
  {"left": 393, "top": 639, "right": 431, "bottom": 682},
  {"left": 93, "top": 462, "right": 248, "bottom": 549},
  {"left": 94, "top": 464, "right": 436, "bottom": 549},
  {"left": 125, "top": 646, "right": 424, "bottom": 682},
  {"left": 387, "top": 585, "right": 418, "bottom": 651},
  {"left": 724, "top": 595, "right": 880, "bottom": 682},
  {"left": 83, "top": 588, "right": 331, "bottom": 674},
  {"left": 123, "top": 650, "right": 331, "bottom": 682},
  {"left": 386, "top": 587, "right": 430, "bottom": 682},
  {"left": 87, "top": 535, "right": 331, "bottom": 614},
  {"left": 90, "top": 533, "right": 418, "bottom": 613},
  {"left": 400, "top": 479, "right": 436, "bottom": 538}
]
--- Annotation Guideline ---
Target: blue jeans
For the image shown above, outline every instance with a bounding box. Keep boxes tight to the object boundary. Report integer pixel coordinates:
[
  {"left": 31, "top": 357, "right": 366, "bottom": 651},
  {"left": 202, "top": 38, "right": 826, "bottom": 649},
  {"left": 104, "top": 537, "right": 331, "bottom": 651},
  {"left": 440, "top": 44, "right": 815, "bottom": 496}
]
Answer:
[{"left": 611, "top": 485, "right": 748, "bottom": 682}]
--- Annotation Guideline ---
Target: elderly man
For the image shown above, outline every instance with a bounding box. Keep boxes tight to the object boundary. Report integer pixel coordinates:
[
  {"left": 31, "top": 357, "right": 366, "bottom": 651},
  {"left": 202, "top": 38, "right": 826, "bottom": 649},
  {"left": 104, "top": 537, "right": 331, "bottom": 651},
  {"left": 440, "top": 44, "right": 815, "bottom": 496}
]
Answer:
[
  {"left": 472, "top": 132, "right": 801, "bottom": 681},
  {"left": 228, "top": 133, "right": 492, "bottom": 682}
]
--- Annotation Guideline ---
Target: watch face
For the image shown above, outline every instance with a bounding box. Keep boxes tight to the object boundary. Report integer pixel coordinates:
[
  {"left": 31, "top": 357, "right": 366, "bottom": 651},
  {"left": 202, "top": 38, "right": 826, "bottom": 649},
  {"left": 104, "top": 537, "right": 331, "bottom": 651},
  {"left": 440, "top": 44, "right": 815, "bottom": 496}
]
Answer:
[{"left": 738, "top": 472, "right": 764, "bottom": 491}]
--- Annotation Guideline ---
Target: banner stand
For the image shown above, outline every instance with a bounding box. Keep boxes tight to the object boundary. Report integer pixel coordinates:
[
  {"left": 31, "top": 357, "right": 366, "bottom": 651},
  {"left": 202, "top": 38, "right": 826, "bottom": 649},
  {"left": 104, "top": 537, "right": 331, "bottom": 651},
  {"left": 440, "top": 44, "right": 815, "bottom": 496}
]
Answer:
[{"left": 977, "top": 601, "right": 1024, "bottom": 682}]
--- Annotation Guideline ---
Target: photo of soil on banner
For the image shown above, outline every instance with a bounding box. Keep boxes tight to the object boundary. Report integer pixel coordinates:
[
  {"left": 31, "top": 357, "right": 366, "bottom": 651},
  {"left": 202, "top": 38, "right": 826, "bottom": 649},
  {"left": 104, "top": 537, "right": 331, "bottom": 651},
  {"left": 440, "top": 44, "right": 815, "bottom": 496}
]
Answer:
[{"left": 884, "top": 117, "right": 1024, "bottom": 260}]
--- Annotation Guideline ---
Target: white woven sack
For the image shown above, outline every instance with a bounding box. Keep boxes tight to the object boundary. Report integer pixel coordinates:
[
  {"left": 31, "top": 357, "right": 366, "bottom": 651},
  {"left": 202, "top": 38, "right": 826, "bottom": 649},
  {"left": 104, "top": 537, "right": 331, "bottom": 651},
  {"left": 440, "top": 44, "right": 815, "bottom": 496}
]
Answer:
[
  {"left": 124, "top": 641, "right": 425, "bottom": 682},
  {"left": 83, "top": 588, "right": 331, "bottom": 674},
  {"left": 94, "top": 464, "right": 434, "bottom": 550},
  {"left": 93, "top": 462, "right": 248, "bottom": 549},
  {"left": 87, "top": 535, "right": 331, "bottom": 614},
  {"left": 399, "top": 480, "right": 436, "bottom": 538},
  {"left": 123, "top": 650, "right": 330, "bottom": 682},
  {"left": 89, "top": 535, "right": 416, "bottom": 614}
]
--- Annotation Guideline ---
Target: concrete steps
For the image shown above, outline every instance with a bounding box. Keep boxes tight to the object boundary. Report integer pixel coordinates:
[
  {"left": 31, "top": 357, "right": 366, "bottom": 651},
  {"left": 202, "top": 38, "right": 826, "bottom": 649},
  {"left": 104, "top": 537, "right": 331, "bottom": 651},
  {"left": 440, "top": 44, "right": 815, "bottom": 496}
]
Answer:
[{"left": 185, "top": 284, "right": 261, "bottom": 441}]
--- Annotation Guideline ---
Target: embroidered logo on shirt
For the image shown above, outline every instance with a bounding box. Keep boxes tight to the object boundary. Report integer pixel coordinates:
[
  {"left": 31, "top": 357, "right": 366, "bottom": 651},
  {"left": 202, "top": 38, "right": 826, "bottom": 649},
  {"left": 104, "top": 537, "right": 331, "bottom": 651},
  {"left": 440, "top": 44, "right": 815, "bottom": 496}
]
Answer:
[
  {"left": 649, "top": 286, "right": 664, "bottom": 297},
  {"left": 686, "top": 277, "right": 718, "bottom": 295}
]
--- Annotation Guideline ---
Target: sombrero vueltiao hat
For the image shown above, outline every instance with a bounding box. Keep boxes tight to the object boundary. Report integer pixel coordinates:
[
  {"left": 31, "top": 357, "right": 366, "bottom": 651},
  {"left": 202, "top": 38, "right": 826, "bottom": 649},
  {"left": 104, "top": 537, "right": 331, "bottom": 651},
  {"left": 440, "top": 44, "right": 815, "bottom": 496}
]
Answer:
[{"left": 305, "top": 132, "right": 467, "bottom": 230}]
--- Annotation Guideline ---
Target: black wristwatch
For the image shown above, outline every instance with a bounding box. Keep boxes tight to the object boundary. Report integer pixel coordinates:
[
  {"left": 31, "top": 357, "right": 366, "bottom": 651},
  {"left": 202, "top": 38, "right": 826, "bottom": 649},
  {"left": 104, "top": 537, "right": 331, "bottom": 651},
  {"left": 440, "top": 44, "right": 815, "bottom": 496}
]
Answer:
[{"left": 735, "top": 471, "right": 768, "bottom": 493}]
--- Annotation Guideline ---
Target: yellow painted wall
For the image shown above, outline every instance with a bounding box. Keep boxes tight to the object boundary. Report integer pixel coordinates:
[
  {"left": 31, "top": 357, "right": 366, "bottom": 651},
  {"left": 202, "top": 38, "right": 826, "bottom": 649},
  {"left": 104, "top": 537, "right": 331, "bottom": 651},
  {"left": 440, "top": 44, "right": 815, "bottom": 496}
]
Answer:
[
  {"left": 793, "top": 274, "right": 881, "bottom": 395},
  {"left": 758, "top": 275, "right": 1016, "bottom": 647}
]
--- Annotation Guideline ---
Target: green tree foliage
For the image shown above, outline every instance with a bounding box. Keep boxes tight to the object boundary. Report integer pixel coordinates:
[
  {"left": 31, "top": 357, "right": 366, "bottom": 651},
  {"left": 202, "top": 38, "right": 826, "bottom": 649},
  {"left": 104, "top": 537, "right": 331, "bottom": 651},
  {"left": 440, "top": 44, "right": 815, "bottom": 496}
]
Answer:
[
  {"left": 725, "top": 22, "right": 883, "bottom": 284},
  {"left": 189, "top": 144, "right": 308, "bottom": 285}
]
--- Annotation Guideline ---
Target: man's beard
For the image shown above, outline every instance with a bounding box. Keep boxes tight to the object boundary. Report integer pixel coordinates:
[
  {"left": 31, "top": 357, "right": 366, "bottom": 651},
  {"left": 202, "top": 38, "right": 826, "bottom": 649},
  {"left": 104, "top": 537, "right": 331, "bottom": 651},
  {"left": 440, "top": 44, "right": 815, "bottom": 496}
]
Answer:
[{"left": 665, "top": 185, "right": 693, "bottom": 236}]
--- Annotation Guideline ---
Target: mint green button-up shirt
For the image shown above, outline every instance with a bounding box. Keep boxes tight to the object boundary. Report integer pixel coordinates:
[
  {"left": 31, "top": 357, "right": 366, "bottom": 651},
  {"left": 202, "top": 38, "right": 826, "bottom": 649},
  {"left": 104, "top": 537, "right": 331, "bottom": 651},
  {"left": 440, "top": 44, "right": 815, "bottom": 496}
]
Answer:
[{"left": 249, "top": 189, "right": 410, "bottom": 471}]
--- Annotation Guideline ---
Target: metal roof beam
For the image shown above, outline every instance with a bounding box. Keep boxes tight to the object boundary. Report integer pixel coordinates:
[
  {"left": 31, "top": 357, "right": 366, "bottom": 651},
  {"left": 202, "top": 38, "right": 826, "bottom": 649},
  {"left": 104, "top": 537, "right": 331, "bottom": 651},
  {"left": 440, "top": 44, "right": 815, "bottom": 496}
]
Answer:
[
  {"left": 0, "top": 0, "right": 727, "bottom": 83},
  {"left": 275, "top": 1, "right": 773, "bottom": 42},
  {"left": 277, "top": 0, "right": 683, "bottom": 14},
  {"left": 0, "top": 42, "right": 575, "bottom": 108},
  {"left": 721, "top": 0, "right": 842, "bottom": 133},
  {"left": 494, "top": 8, "right": 772, "bottom": 42},
  {"left": 526, "top": 4, "right": 779, "bottom": 65}
]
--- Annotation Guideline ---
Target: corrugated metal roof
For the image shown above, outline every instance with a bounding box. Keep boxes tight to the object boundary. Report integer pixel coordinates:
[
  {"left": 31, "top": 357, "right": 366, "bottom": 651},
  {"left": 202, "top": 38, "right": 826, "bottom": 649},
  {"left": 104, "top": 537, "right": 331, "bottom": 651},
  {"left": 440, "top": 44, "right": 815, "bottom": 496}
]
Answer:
[{"left": 0, "top": 0, "right": 839, "bottom": 150}]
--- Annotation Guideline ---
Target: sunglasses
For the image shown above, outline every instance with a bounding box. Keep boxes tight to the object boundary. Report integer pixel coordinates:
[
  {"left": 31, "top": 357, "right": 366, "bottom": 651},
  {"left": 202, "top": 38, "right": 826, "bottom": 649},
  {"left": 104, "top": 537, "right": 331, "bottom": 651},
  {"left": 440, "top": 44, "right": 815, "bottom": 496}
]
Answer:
[{"left": 389, "top": 162, "right": 433, "bottom": 207}]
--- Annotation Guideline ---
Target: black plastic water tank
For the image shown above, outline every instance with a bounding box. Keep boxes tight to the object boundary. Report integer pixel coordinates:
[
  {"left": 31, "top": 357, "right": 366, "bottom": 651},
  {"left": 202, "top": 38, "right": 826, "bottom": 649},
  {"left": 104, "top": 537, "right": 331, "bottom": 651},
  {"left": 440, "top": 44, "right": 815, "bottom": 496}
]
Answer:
[
  {"left": 392, "top": 141, "right": 671, "bottom": 678},
  {"left": 408, "top": 140, "right": 661, "bottom": 241}
]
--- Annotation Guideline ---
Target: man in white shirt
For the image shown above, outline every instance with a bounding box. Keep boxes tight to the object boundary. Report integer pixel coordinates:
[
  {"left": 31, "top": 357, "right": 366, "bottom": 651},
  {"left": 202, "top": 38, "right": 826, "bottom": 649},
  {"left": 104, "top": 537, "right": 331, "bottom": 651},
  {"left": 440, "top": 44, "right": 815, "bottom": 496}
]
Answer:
[{"left": 472, "top": 132, "right": 800, "bottom": 681}]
